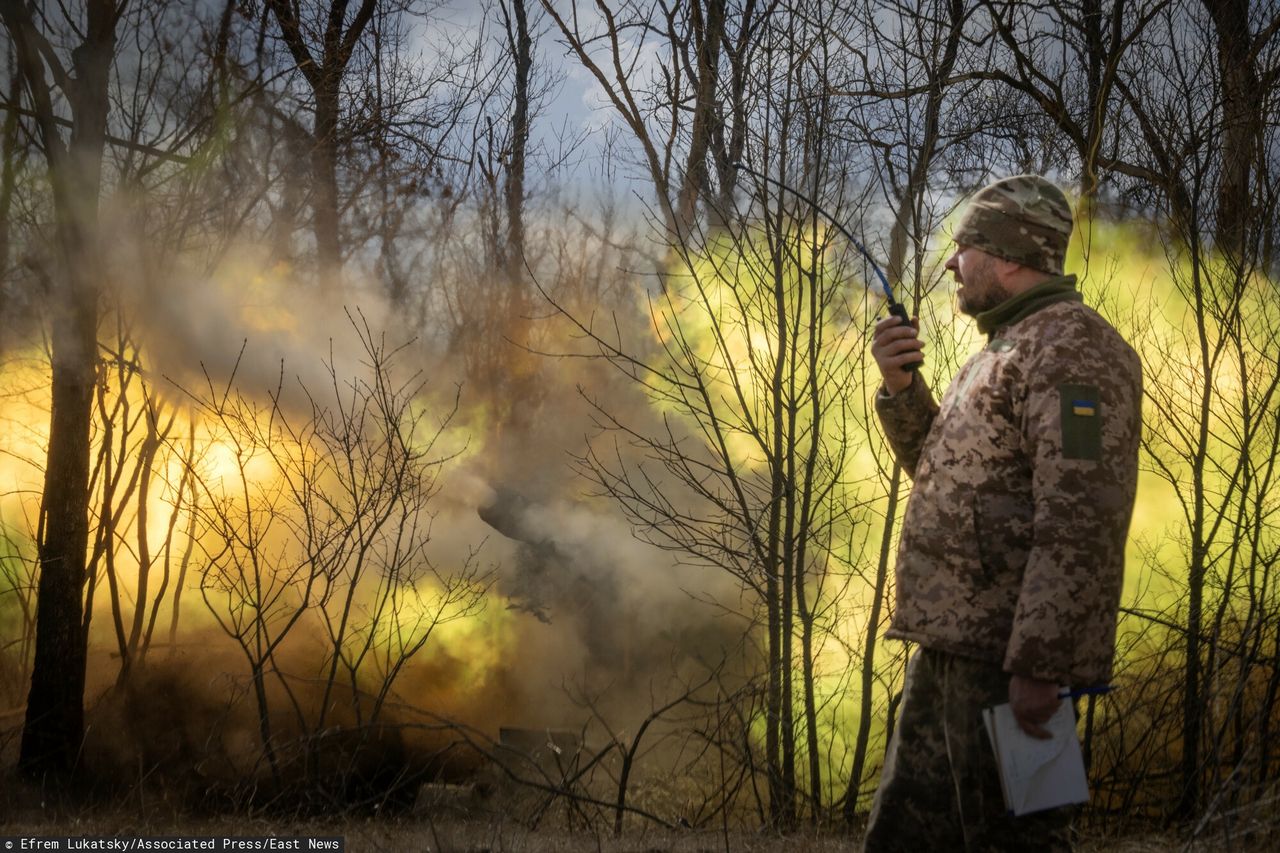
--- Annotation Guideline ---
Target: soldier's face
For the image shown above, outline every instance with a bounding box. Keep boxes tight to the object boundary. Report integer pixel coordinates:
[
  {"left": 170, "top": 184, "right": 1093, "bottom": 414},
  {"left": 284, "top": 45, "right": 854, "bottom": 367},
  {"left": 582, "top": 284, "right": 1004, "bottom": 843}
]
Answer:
[{"left": 946, "top": 245, "right": 1014, "bottom": 316}]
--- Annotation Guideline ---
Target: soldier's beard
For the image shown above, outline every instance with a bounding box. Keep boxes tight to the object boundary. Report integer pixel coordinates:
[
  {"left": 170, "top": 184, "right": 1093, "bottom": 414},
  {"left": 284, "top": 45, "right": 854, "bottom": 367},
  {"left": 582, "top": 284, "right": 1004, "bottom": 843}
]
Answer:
[{"left": 956, "top": 255, "right": 1015, "bottom": 316}]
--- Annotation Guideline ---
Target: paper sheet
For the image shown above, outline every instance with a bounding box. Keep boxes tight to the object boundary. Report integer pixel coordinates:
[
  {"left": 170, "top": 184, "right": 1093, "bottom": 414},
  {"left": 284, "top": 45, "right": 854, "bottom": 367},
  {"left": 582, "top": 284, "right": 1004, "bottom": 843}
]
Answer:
[{"left": 984, "top": 699, "right": 1089, "bottom": 815}]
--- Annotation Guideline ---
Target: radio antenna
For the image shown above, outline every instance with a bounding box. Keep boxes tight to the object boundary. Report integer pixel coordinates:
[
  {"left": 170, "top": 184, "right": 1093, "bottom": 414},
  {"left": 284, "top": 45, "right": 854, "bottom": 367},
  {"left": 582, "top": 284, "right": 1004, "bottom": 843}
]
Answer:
[{"left": 733, "top": 161, "right": 919, "bottom": 370}]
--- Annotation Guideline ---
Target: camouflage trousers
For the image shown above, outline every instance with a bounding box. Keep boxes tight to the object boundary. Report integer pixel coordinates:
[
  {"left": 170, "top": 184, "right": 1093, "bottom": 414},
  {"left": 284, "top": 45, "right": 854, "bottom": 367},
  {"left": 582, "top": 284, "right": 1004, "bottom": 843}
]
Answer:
[{"left": 861, "top": 648, "right": 1076, "bottom": 852}]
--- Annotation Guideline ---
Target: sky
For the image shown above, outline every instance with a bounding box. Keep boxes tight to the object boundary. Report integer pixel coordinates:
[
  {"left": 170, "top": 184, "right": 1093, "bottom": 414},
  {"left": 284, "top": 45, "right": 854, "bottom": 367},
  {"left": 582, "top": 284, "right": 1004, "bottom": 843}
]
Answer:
[{"left": 432, "top": 0, "right": 662, "bottom": 202}]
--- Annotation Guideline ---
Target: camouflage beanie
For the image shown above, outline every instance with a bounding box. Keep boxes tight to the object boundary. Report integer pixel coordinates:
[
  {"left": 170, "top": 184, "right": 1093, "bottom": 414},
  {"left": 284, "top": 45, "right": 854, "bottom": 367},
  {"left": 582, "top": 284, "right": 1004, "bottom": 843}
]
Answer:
[{"left": 953, "top": 175, "right": 1073, "bottom": 275}]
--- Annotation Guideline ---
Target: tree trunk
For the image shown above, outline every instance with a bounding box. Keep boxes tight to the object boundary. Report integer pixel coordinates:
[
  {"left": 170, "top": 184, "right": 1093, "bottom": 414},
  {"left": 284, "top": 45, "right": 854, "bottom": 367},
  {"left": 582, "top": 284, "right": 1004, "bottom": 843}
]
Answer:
[
  {"left": 266, "top": 0, "right": 379, "bottom": 294},
  {"left": 765, "top": 562, "right": 782, "bottom": 824},
  {"left": 23, "top": 333, "right": 97, "bottom": 776},
  {"left": 1203, "top": 0, "right": 1261, "bottom": 258},
  {"left": 676, "top": 0, "right": 726, "bottom": 231},
  {"left": 0, "top": 53, "right": 20, "bottom": 310},
  {"left": 505, "top": 0, "right": 532, "bottom": 288},
  {"left": 3, "top": 0, "right": 115, "bottom": 781},
  {"left": 498, "top": 0, "right": 537, "bottom": 434},
  {"left": 844, "top": 0, "right": 960, "bottom": 825},
  {"left": 312, "top": 81, "right": 342, "bottom": 292},
  {"left": 844, "top": 465, "right": 901, "bottom": 824}
]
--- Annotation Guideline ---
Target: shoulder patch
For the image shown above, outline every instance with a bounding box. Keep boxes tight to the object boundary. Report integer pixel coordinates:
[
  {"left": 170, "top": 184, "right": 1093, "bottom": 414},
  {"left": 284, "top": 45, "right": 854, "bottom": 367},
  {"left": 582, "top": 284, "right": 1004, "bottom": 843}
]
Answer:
[{"left": 1059, "top": 383, "right": 1102, "bottom": 460}]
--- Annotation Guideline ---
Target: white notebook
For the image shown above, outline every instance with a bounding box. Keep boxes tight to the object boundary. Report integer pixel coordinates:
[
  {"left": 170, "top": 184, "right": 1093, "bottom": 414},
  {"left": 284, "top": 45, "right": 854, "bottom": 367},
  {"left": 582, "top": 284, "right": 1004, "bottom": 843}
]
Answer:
[{"left": 982, "top": 699, "right": 1089, "bottom": 815}]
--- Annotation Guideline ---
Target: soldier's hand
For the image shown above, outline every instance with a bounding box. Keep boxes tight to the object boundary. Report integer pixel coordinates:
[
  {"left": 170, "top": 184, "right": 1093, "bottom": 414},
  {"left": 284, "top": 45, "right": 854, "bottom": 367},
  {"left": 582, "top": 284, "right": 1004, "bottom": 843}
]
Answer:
[
  {"left": 871, "top": 314, "right": 924, "bottom": 396},
  {"left": 1009, "top": 674, "right": 1061, "bottom": 740}
]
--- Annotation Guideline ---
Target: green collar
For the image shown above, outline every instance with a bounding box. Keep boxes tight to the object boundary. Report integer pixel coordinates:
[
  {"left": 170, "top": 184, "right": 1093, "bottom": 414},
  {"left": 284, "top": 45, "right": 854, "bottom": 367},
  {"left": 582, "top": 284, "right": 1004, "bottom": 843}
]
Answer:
[{"left": 975, "top": 274, "right": 1081, "bottom": 336}]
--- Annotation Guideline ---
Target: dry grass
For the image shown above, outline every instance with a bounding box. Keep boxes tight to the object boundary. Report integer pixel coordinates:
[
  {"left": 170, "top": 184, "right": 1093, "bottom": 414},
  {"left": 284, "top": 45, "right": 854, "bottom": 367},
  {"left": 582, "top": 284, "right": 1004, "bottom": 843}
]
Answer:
[
  {"left": 5, "top": 769, "right": 1280, "bottom": 852},
  {"left": 3, "top": 811, "right": 1277, "bottom": 853}
]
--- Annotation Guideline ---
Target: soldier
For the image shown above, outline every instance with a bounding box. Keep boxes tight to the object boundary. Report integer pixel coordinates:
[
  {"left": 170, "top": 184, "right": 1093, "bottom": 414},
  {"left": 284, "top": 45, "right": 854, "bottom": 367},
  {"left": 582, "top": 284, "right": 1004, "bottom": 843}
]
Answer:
[{"left": 862, "top": 175, "right": 1143, "bottom": 851}]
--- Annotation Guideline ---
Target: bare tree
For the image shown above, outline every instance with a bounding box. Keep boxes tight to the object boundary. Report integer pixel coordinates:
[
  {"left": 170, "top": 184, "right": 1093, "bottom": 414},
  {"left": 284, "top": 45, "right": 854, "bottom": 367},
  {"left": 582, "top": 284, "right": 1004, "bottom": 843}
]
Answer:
[
  {"left": 0, "top": 501, "right": 37, "bottom": 710},
  {"left": 562, "top": 17, "right": 886, "bottom": 821},
  {"left": 1097, "top": 1, "right": 1280, "bottom": 821},
  {"left": 827, "top": 0, "right": 977, "bottom": 821},
  {"left": 539, "top": 0, "right": 761, "bottom": 239},
  {"left": 0, "top": 43, "right": 24, "bottom": 319},
  {"left": 188, "top": 319, "right": 490, "bottom": 797},
  {"left": 1, "top": 0, "right": 119, "bottom": 779},
  {"left": 455, "top": 0, "right": 553, "bottom": 433},
  {"left": 262, "top": 0, "right": 377, "bottom": 292},
  {"left": 81, "top": 319, "right": 191, "bottom": 682},
  {"left": 259, "top": 0, "right": 479, "bottom": 303}
]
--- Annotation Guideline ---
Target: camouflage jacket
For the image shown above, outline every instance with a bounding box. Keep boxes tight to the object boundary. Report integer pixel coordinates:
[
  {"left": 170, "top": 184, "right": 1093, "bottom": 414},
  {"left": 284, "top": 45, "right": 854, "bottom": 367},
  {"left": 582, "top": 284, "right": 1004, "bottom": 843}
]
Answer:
[{"left": 876, "top": 276, "right": 1142, "bottom": 686}]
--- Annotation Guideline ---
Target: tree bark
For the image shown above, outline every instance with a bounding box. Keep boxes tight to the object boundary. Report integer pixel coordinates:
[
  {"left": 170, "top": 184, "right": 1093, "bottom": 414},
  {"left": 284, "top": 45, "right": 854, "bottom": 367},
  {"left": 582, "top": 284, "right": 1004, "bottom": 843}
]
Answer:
[
  {"left": 0, "top": 52, "right": 20, "bottom": 311},
  {"left": 266, "top": 0, "right": 378, "bottom": 294},
  {"left": 504, "top": 0, "right": 532, "bottom": 289},
  {"left": 312, "top": 80, "right": 343, "bottom": 291},
  {"left": 1204, "top": 0, "right": 1262, "bottom": 258},
  {"left": 843, "top": 466, "right": 900, "bottom": 824},
  {"left": 676, "top": 0, "right": 726, "bottom": 231},
  {"left": 1, "top": 0, "right": 117, "bottom": 780}
]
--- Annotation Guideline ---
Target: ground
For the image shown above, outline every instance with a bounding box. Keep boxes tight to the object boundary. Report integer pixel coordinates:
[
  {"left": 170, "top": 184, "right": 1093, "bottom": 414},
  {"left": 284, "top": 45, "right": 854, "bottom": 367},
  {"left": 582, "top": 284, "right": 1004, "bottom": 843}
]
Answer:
[
  {"left": 2, "top": 810, "right": 1275, "bottom": 853},
  {"left": 4, "top": 767, "right": 1277, "bottom": 852}
]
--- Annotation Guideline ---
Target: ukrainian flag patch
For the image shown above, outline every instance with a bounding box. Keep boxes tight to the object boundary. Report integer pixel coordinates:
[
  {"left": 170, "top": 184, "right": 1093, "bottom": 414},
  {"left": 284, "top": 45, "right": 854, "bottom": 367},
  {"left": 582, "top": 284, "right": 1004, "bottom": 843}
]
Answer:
[{"left": 1059, "top": 384, "right": 1102, "bottom": 460}]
